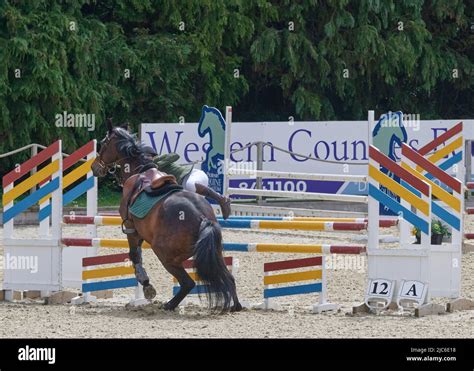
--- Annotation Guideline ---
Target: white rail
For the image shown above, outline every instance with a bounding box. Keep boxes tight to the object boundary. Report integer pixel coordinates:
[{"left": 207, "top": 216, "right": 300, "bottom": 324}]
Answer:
[
  {"left": 227, "top": 169, "right": 367, "bottom": 182},
  {"left": 227, "top": 187, "right": 368, "bottom": 203}
]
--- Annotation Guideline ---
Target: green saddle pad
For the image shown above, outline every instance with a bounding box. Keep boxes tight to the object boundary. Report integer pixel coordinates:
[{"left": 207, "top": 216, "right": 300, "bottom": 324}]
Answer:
[{"left": 129, "top": 189, "right": 182, "bottom": 219}]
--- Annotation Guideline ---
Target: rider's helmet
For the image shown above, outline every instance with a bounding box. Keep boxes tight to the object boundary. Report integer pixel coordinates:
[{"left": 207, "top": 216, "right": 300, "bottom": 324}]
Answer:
[{"left": 143, "top": 146, "right": 158, "bottom": 159}]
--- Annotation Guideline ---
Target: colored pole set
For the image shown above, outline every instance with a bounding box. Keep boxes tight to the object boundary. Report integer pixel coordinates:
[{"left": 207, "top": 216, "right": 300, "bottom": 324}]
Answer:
[
  {"left": 62, "top": 237, "right": 366, "bottom": 255},
  {"left": 64, "top": 214, "right": 384, "bottom": 231}
]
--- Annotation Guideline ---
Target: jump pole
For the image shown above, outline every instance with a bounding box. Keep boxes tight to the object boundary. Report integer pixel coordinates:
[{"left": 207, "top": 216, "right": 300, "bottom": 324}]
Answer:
[
  {"left": 64, "top": 215, "right": 367, "bottom": 232},
  {"left": 97, "top": 213, "right": 398, "bottom": 227},
  {"left": 62, "top": 237, "right": 366, "bottom": 255}
]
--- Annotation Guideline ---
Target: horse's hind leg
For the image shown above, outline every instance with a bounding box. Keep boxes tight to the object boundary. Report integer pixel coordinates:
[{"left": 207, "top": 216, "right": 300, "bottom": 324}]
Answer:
[
  {"left": 127, "top": 235, "right": 156, "bottom": 300},
  {"left": 162, "top": 264, "right": 195, "bottom": 311},
  {"left": 230, "top": 277, "right": 242, "bottom": 312}
]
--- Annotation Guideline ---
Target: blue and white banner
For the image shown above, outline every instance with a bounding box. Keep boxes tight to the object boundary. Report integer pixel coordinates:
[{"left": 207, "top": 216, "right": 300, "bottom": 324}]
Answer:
[{"left": 141, "top": 117, "right": 473, "bottom": 196}]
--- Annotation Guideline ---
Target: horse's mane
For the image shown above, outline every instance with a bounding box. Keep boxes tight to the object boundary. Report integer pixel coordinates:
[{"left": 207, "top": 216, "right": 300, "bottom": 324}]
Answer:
[{"left": 113, "top": 127, "right": 156, "bottom": 168}]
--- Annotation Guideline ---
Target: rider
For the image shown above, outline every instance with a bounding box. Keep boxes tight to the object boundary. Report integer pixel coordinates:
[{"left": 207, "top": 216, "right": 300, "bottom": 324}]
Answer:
[{"left": 143, "top": 146, "right": 231, "bottom": 219}]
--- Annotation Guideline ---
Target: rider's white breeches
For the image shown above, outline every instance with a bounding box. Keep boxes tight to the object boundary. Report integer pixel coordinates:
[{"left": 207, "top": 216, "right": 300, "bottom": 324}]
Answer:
[{"left": 182, "top": 169, "right": 209, "bottom": 192}]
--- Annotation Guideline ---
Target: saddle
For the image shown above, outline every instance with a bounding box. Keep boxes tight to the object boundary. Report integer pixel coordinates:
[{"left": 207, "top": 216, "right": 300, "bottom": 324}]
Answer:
[
  {"left": 143, "top": 168, "right": 177, "bottom": 190},
  {"left": 124, "top": 168, "right": 180, "bottom": 207}
]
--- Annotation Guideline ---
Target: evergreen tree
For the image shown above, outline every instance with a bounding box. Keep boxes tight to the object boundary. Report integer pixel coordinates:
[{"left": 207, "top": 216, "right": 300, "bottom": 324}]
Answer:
[{"left": 0, "top": 0, "right": 472, "bottom": 173}]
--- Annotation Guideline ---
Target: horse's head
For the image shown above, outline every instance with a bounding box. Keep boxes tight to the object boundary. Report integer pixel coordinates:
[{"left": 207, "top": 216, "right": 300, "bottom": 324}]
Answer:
[
  {"left": 91, "top": 118, "right": 135, "bottom": 177},
  {"left": 92, "top": 118, "right": 122, "bottom": 177}
]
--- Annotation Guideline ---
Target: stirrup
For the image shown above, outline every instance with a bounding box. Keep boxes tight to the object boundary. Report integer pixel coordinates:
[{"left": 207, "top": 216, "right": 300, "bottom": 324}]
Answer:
[{"left": 121, "top": 220, "right": 136, "bottom": 234}]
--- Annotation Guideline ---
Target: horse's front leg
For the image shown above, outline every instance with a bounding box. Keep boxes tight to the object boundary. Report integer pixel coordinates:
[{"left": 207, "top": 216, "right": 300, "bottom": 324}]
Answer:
[
  {"left": 119, "top": 184, "right": 156, "bottom": 300},
  {"left": 127, "top": 233, "right": 157, "bottom": 300}
]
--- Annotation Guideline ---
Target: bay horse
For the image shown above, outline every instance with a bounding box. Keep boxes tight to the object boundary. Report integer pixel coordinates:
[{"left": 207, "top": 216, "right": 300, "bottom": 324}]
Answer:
[{"left": 91, "top": 120, "right": 242, "bottom": 312}]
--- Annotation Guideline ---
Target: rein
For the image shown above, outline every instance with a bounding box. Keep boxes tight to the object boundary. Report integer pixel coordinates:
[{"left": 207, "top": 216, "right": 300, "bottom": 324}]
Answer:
[
  {"left": 97, "top": 132, "right": 158, "bottom": 186},
  {"left": 109, "top": 161, "right": 158, "bottom": 186}
]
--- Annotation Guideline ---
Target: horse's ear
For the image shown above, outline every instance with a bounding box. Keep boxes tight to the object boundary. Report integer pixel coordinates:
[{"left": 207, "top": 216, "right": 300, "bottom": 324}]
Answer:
[
  {"left": 106, "top": 117, "right": 114, "bottom": 133},
  {"left": 120, "top": 122, "right": 129, "bottom": 130}
]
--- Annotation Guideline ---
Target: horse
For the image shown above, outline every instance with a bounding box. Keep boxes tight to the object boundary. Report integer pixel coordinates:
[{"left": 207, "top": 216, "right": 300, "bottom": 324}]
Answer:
[{"left": 91, "top": 119, "right": 242, "bottom": 312}]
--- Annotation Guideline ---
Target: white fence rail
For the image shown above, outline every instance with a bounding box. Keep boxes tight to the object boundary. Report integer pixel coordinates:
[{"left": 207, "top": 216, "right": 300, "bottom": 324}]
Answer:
[
  {"left": 227, "top": 169, "right": 367, "bottom": 183},
  {"left": 226, "top": 187, "right": 368, "bottom": 203}
]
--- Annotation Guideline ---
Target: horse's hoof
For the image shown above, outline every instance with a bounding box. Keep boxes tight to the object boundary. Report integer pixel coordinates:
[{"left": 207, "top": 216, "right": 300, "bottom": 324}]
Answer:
[
  {"left": 143, "top": 284, "right": 156, "bottom": 300},
  {"left": 220, "top": 197, "right": 232, "bottom": 220},
  {"left": 231, "top": 303, "right": 243, "bottom": 312},
  {"left": 163, "top": 302, "right": 176, "bottom": 311}
]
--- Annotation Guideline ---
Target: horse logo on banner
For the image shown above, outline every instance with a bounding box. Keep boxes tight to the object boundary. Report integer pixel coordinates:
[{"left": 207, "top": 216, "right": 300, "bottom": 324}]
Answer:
[
  {"left": 372, "top": 111, "right": 407, "bottom": 215},
  {"left": 198, "top": 105, "right": 227, "bottom": 197}
]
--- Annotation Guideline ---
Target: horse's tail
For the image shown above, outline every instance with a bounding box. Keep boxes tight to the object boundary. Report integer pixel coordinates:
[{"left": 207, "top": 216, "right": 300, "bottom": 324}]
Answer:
[{"left": 193, "top": 218, "right": 236, "bottom": 311}]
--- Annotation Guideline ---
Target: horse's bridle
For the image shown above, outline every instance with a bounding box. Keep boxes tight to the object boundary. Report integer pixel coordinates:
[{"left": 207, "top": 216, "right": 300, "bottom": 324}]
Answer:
[
  {"left": 94, "top": 134, "right": 114, "bottom": 172},
  {"left": 96, "top": 130, "right": 158, "bottom": 186},
  {"left": 96, "top": 133, "right": 130, "bottom": 185}
]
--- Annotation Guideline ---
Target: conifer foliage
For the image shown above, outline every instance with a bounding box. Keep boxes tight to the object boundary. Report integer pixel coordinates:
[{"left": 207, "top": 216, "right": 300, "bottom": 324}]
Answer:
[{"left": 0, "top": 0, "right": 472, "bottom": 170}]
